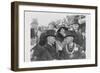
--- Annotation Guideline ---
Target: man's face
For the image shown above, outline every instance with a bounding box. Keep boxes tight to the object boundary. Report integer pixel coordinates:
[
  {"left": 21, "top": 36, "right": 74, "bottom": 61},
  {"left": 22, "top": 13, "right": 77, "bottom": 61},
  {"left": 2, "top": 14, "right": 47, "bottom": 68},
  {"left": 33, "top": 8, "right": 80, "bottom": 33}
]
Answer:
[
  {"left": 72, "top": 24, "right": 79, "bottom": 30},
  {"left": 60, "top": 28, "right": 66, "bottom": 37},
  {"left": 64, "top": 36, "right": 74, "bottom": 44},
  {"left": 47, "top": 36, "right": 55, "bottom": 44}
]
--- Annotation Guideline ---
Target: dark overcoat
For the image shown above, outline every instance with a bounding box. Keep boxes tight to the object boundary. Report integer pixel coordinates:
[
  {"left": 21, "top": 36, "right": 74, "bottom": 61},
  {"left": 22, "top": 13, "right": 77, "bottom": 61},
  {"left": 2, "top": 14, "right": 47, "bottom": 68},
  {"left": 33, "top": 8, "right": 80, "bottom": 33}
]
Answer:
[
  {"left": 44, "top": 43, "right": 58, "bottom": 60},
  {"left": 31, "top": 44, "right": 53, "bottom": 61}
]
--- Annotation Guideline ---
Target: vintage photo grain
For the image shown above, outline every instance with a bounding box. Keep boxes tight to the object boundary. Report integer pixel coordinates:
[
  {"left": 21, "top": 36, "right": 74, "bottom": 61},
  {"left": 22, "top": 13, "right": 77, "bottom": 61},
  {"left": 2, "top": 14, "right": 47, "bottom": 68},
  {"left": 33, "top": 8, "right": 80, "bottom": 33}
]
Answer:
[{"left": 24, "top": 11, "right": 87, "bottom": 61}]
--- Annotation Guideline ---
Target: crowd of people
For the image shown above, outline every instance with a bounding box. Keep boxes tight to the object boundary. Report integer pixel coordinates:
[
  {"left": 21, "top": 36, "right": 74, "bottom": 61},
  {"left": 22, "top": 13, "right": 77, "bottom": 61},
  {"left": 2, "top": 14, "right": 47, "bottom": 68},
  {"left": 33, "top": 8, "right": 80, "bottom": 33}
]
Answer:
[{"left": 30, "top": 15, "right": 86, "bottom": 61}]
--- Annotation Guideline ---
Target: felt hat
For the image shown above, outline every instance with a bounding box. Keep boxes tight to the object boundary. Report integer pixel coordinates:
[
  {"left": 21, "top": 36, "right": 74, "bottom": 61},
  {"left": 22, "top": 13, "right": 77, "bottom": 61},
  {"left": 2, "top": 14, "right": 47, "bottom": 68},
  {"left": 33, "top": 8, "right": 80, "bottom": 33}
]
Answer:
[
  {"left": 39, "top": 30, "right": 56, "bottom": 46},
  {"left": 64, "top": 31, "right": 77, "bottom": 39}
]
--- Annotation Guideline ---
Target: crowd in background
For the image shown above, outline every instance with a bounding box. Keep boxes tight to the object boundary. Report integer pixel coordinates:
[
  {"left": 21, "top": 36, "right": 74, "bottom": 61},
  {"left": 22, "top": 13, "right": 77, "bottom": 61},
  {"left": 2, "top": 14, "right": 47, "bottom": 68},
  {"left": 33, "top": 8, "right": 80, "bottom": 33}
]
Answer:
[{"left": 30, "top": 15, "right": 86, "bottom": 61}]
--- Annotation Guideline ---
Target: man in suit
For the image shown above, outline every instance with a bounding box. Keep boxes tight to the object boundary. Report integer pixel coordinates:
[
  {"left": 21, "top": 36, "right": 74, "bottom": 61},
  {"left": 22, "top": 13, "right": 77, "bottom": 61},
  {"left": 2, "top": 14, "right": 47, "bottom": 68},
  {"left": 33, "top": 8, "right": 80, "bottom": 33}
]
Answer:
[
  {"left": 31, "top": 30, "right": 58, "bottom": 61},
  {"left": 31, "top": 44, "right": 53, "bottom": 61},
  {"left": 43, "top": 30, "right": 58, "bottom": 60}
]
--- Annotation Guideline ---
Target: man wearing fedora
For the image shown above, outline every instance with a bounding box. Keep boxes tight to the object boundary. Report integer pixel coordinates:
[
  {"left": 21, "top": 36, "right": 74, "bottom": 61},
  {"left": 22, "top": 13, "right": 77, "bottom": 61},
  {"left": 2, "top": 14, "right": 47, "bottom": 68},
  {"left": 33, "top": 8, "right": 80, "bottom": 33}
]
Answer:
[
  {"left": 31, "top": 30, "right": 58, "bottom": 61},
  {"left": 43, "top": 30, "right": 58, "bottom": 60}
]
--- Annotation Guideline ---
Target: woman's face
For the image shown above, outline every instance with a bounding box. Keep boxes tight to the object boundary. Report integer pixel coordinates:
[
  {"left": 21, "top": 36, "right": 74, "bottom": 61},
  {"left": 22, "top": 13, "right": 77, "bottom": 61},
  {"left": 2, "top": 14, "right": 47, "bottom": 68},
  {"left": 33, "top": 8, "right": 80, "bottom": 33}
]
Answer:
[{"left": 60, "top": 28, "right": 66, "bottom": 37}]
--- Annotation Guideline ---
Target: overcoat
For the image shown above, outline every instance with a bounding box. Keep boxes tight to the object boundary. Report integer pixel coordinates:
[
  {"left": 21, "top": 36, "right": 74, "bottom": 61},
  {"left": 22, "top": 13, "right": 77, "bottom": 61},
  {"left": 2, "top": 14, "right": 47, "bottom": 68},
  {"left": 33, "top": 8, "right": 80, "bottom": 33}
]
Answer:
[{"left": 31, "top": 44, "right": 53, "bottom": 61}]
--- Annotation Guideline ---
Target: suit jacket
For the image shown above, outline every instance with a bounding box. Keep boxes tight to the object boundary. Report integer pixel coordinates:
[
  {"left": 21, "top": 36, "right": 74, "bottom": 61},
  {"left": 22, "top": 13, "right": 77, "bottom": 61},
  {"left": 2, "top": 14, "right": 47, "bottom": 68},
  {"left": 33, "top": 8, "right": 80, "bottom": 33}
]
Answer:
[{"left": 44, "top": 43, "right": 58, "bottom": 60}]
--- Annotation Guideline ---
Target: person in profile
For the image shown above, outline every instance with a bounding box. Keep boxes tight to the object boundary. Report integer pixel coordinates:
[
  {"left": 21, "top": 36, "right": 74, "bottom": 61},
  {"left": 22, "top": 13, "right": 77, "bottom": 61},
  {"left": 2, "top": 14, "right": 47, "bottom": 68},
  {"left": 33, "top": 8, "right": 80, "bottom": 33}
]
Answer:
[
  {"left": 31, "top": 30, "right": 58, "bottom": 61},
  {"left": 43, "top": 30, "right": 58, "bottom": 60}
]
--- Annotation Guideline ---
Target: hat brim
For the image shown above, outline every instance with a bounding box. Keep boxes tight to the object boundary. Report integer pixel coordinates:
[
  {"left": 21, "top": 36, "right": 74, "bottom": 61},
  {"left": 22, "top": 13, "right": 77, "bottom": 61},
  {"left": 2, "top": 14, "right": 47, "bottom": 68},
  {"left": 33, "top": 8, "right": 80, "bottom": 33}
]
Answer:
[{"left": 64, "top": 34, "right": 75, "bottom": 39}]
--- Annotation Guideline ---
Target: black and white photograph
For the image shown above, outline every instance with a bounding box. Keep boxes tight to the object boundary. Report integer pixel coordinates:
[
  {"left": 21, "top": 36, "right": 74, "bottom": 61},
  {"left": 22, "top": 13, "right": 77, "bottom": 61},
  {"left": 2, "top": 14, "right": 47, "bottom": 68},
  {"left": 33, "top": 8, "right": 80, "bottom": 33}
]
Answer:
[
  {"left": 11, "top": 1, "right": 97, "bottom": 71},
  {"left": 28, "top": 11, "right": 86, "bottom": 61}
]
